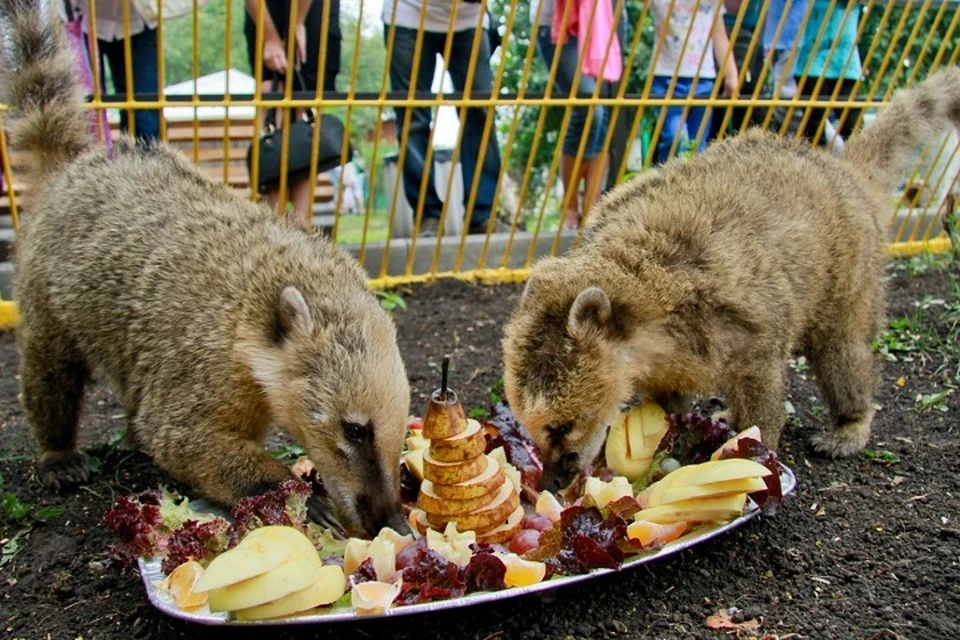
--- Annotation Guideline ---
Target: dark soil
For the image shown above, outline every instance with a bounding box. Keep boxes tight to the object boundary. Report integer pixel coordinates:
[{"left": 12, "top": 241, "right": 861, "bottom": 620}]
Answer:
[{"left": 1, "top": 260, "right": 958, "bottom": 640}]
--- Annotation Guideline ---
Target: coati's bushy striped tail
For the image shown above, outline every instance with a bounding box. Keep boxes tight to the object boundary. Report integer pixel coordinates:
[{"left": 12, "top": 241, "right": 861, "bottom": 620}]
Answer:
[
  {"left": 844, "top": 66, "right": 960, "bottom": 191},
  {"left": 0, "top": 0, "right": 90, "bottom": 184}
]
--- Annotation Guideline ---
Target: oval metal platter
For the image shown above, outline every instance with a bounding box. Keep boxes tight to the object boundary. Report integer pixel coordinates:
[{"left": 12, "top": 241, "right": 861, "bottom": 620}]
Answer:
[{"left": 138, "top": 462, "right": 797, "bottom": 626}]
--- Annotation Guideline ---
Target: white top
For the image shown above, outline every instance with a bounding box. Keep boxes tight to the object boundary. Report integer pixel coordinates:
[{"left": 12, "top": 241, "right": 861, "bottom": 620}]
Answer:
[
  {"left": 529, "top": 0, "right": 554, "bottom": 27},
  {"left": 81, "top": 0, "right": 157, "bottom": 41},
  {"left": 382, "top": 0, "right": 484, "bottom": 33},
  {"left": 650, "top": 0, "right": 722, "bottom": 79}
]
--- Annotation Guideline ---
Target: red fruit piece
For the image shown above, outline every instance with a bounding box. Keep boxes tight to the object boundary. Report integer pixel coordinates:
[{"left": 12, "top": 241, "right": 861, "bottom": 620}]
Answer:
[
  {"left": 521, "top": 514, "right": 554, "bottom": 533},
  {"left": 507, "top": 529, "right": 541, "bottom": 555}
]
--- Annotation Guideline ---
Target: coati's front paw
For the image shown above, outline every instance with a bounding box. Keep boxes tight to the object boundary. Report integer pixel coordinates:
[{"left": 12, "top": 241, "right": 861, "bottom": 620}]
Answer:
[
  {"left": 810, "top": 422, "right": 871, "bottom": 458},
  {"left": 38, "top": 450, "right": 90, "bottom": 491},
  {"left": 306, "top": 494, "right": 348, "bottom": 539}
]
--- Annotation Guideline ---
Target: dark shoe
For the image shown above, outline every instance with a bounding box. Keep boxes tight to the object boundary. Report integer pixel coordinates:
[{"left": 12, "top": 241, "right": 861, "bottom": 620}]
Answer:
[
  {"left": 418, "top": 216, "right": 441, "bottom": 238},
  {"left": 468, "top": 217, "right": 513, "bottom": 235}
]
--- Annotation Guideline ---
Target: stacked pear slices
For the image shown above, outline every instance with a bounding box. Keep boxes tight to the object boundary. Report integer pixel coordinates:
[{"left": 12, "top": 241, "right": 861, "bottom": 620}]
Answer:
[
  {"left": 409, "top": 385, "right": 522, "bottom": 544},
  {"left": 192, "top": 526, "right": 345, "bottom": 621}
]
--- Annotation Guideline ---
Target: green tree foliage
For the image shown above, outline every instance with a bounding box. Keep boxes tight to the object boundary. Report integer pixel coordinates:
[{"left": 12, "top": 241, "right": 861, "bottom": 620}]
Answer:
[
  {"left": 858, "top": 1, "right": 959, "bottom": 99},
  {"left": 162, "top": 0, "right": 251, "bottom": 85}
]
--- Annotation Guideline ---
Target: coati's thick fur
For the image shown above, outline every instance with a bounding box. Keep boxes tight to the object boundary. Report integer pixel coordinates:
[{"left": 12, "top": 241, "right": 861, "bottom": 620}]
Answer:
[
  {"left": 0, "top": 0, "right": 410, "bottom": 535},
  {"left": 503, "top": 67, "right": 960, "bottom": 489}
]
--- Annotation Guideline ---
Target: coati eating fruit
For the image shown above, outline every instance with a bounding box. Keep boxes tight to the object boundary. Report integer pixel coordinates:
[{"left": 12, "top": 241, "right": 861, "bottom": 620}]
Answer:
[
  {"left": 503, "top": 66, "right": 960, "bottom": 490},
  {"left": 0, "top": 0, "right": 409, "bottom": 536}
]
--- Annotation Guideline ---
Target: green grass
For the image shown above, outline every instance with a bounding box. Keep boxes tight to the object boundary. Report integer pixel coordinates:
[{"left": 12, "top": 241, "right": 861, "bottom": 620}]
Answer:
[{"left": 332, "top": 212, "right": 391, "bottom": 245}]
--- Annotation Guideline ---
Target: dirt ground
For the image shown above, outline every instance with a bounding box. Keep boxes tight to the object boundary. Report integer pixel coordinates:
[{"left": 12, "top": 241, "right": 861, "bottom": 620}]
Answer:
[{"left": 0, "top": 258, "right": 958, "bottom": 640}]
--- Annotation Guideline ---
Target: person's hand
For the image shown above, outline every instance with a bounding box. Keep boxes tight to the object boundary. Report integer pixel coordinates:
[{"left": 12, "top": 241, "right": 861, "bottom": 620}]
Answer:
[
  {"left": 263, "top": 34, "right": 288, "bottom": 74},
  {"left": 295, "top": 23, "right": 307, "bottom": 66},
  {"left": 723, "top": 69, "right": 740, "bottom": 98}
]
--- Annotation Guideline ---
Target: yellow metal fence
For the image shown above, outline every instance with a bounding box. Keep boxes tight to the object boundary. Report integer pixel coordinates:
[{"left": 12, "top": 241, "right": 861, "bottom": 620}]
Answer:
[{"left": 0, "top": 0, "right": 957, "bottom": 292}]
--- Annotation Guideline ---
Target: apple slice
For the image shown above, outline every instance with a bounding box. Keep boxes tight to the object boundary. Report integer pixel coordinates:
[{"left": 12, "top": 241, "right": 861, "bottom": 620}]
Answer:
[
  {"left": 431, "top": 456, "right": 505, "bottom": 500},
  {"left": 208, "top": 553, "right": 321, "bottom": 612},
  {"left": 657, "top": 477, "right": 768, "bottom": 506},
  {"left": 351, "top": 580, "right": 402, "bottom": 615},
  {"left": 498, "top": 553, "right": 547, "bottom": 588},
  {"left": 710, "top": 426, "right": 763, "bottom": 460},
  {"left": 605, "top": 415, "right": 652, "bottom": 481},
  {"left": 633, "top": 493, "right": 748, "bottom": 525},
  {"left": 626, "top": 520, "right": 687, "bottom": 547},
  {"left": 195, "top": 537, "right": 299, "bottom": 593},
  {"left": 405, "top": 431, "right": 430, "bottom": 453},
  {"left": 429, "top": 418, "right": 487, "bottom": 462},
  {"left": 535, "top": 490, "right": 564, "bottom": 522},
  {"left": 584, "top": 476, "right": 633, "bottom": 508},
  {"left": 422, "top": 450, "right": 488, "bottom": 485},
  {"left": 343, "top": 538, "right": 371, "bottom": 576},
  {"left": 367, "top": 536, "right": 396, "bottom": 582},
  {"left": 233, "top": 565, "right": 345, "bottom": 621},
  {"left": 403, "top": 448, "right": 425, "bottom": 481}
]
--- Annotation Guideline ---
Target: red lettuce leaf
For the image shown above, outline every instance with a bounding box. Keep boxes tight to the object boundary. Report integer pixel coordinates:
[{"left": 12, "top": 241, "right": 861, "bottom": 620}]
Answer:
[
  {"left": 394, "top": 547, "right": 466, "bottom": 606},
  {"left": 664, "top": 412, "right": 737, "bottom": 464},
  {"left": 228, "top": 480, "right": 312, "bottom": 545},
  {"left": 462, "top": 550, "right": 507, "bottom": 592},
  {"left": 161, "top": 519, "right": 231, "bottom": 575},
  {"left": 103, "top": 492, "right": 165, "bottom": 568},
  {"left": 483, "top": 404, "right": 543, "bottom": 495},
  {"left": 347, "top": 557, "right": 378, "bottom": 591}
]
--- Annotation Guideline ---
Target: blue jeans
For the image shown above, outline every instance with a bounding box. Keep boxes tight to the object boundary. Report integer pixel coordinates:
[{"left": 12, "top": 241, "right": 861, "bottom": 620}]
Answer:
[
  {"left": 536, "top": 27, "right": 609, "bottom": 159},
  {"left": 99, "top": 27, "right": 160, "bottom": 142},
  {"left": 385, "top": 26, "right": 502, "bottom": 226},
  {"left": 651, "top": 76, "right": 714, "bottom": 164}
]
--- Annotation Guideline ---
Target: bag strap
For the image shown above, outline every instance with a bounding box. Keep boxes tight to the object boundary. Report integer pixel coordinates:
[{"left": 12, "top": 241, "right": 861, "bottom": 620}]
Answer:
[{"left": 261, "top": 48, "right": 314, "bottom": 132}]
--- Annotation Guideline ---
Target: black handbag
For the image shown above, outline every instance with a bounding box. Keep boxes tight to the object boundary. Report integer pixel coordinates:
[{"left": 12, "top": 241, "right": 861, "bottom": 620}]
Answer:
[{"left": 247, "top": 67, "right": 351, "bottom": 192}]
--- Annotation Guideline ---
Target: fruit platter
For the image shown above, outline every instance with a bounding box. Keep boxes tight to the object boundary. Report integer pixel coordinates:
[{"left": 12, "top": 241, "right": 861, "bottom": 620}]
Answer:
[{"left": 110, "top": 360, "right": 797, "bottom": 625}]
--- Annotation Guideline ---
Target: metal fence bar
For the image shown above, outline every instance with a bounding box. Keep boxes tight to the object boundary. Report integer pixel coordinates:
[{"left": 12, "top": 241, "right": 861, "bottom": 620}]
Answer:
[{"left": 0, "top": 0, "right": 957, "bottom": 294}]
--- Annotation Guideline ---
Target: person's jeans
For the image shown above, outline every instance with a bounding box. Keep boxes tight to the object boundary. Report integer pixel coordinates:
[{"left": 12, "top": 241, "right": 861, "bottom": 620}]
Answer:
[
  {"left": 651, "top": 76, "right": 714, "bottom": 164},
  {"left": 385, "top": 25, "right": 502, "bottom": 226},
  {"left": 99, "top": 27, "right": 160, "bottom": 142},
  {"left": 536, "top": 26, "right": 609, "bottom": 159}
]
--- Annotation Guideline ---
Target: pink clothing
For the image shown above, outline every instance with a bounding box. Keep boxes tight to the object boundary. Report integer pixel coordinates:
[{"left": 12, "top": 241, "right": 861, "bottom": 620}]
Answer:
[
  {"left": 552, "top": 0, "right": 623, "bottom": 82},
  {"left": 64, "top": 18, "right": 113, "bottom": 149}
]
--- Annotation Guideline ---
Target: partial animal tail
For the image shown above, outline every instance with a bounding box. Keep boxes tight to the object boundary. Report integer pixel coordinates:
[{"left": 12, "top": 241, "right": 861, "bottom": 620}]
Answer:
[
  {"left": 0, "top": 0, "right": 91, "bottom": 184},
  {"left": 844, "top": 66, "right": 960, "bottom": 191}
]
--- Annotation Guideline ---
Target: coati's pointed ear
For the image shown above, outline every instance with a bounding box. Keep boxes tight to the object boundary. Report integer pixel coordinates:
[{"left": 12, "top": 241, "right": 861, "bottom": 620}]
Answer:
[
  {"left": 277, "top": 286, "right": 313, "bottom": 339},
  {"left": 568, "top": 287, "right": 612, "bottom": 338}
]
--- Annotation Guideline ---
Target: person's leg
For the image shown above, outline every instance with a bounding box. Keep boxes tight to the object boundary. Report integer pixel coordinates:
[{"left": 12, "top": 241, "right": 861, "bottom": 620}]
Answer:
[
  {"left": 303, "top": 0, "right": 341, "bottom": 93},
  {"left": 445, "top": 27, "right": 500, "bottom": 231},
  {"left": 288, "top": 178, "right": 313, "bottom": 230},
  {"left": 128, "top": 27, "right": 160, "bottom": 142},
  {"left": 385, "top": 25, "right": 443, "bottom": 219},
  {"left": 652, "top": 76, "right": 686, "bottom": 164},
  {"left": 98, "top": 38, "right": 130, "bottom": 133},
  {"left": 539, "top": 27, "right": 580, "bottom": 227},
  {"left": 688, "top": 79, "right": 715, "bottom": 154},
  {"left": 579, "top": 105, "right": 610, "bottom": 223}
]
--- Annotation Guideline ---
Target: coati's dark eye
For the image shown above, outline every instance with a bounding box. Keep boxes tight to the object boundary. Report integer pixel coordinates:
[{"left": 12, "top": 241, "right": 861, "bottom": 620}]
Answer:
[
  {"left": 343, "top": 421, "right": 367, "bottom": 444},
  {"left": 546, "top": 422, "right": 574, "bottom": 444}
]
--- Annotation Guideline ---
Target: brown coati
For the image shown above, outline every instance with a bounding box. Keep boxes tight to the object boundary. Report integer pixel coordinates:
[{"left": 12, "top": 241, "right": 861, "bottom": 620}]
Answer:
[
  {"left": 0, "top": 0, "right": 409, "bottom": 536},
  {"left": 503, "top": 66, "right": 960, "bottom": 490}
]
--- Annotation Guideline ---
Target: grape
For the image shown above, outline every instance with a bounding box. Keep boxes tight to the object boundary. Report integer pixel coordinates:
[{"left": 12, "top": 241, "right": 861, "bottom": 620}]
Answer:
[
  {"left": 660, "top": 457, "right": 681, "bottom": 474},
  {"left": 521, "top": 513, "right": 554, "bottom": 532},
  {"left": 508, "top": 529, "right": 541, "bottom": 555}
]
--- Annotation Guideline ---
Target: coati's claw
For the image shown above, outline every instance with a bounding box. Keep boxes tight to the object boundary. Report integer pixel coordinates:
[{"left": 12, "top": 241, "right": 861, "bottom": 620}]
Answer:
[
  {"left": 38, "top": 450, "right": 90, "bottom": 491},
  {"left": 307, "top": 495, "right": 348, "bottom": 539}
]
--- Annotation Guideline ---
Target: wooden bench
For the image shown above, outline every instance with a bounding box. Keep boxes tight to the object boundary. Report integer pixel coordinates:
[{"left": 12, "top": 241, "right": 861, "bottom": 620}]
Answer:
[{"left": 0, "top": 118, "right": 336, "bottom": 219}]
